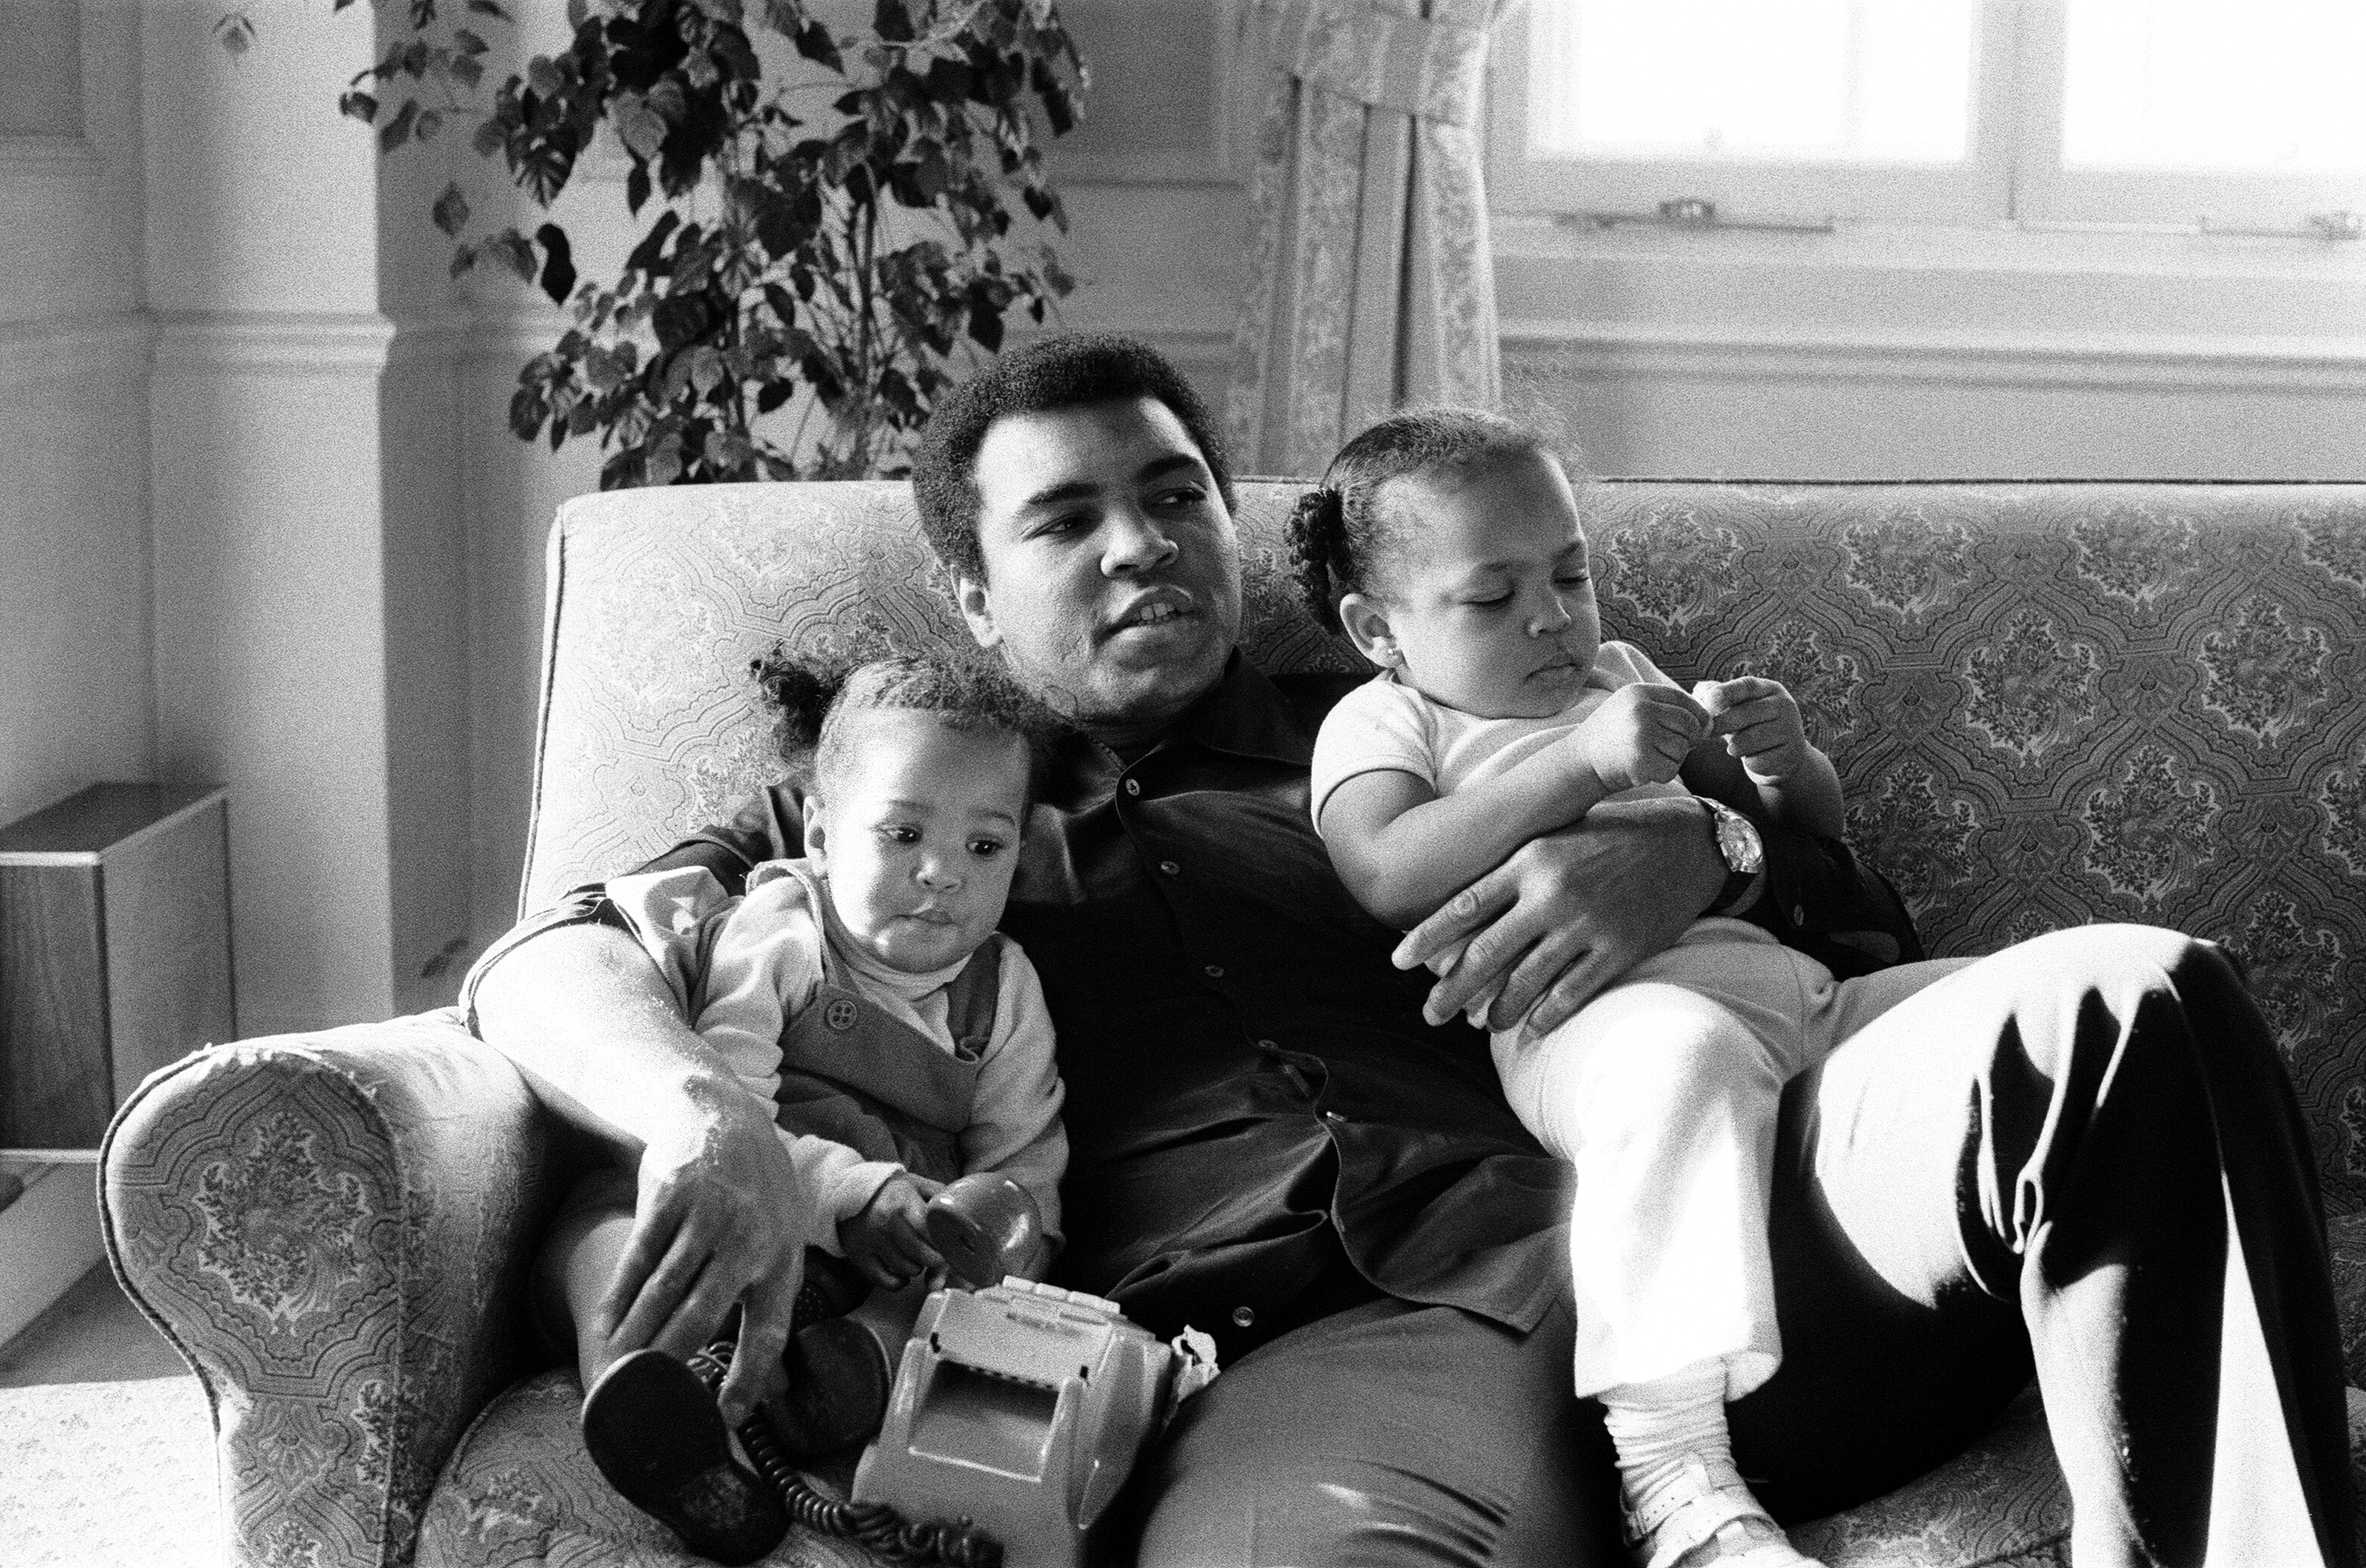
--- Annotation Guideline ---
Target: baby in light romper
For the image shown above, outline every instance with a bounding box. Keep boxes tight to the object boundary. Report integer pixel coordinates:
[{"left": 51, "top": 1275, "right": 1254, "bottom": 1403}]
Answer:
[
  {"left": 551, "top": 648, "right": 1066, "bottom": 1564},
  {"left": 1293, "top": 409, "right": 1858, "bottom": 1568}
]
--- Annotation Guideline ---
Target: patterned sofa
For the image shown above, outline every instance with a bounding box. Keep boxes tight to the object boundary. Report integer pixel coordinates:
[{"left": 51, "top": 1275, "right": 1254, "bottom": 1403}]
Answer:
[{"left": 102, "top": 478, "right": 2366, "bottom": 1567}]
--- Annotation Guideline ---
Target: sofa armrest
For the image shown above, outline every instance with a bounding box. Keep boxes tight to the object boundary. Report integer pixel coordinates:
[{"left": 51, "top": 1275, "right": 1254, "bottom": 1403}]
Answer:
[
  {"left": 2333, "top": 1209, "right": 2366, "bottom": 1390},
  {"left": 100, "top": 1010, "right": 560, "bottom": 1568}
]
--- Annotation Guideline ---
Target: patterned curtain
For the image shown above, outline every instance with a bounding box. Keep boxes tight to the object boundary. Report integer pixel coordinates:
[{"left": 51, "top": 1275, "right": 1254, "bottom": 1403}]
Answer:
[{"left": 1226, "top": 0, "right": 1509, "bottom": 476}]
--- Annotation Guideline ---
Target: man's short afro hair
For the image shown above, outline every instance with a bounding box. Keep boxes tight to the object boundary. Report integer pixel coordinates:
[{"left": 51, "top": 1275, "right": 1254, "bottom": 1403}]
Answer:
[{"left": 911, "top": 331, "right": 1236, "bottom": 583}]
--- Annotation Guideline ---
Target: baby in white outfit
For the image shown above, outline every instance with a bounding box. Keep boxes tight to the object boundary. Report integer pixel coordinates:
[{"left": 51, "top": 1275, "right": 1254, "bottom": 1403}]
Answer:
[{"left": 1294, "top": 409, "right": 1856, "bottom": 1568}]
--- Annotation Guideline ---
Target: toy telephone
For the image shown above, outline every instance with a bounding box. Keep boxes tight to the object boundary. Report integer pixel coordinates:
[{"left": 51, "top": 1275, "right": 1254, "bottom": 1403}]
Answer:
[{"left": 851, "top": 1279, "right": 1210, "bottom": 1568}]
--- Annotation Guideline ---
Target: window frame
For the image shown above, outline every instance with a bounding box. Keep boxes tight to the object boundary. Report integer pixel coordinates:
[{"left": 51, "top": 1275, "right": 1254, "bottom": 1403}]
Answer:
[
  {"left": 1487, "top": 0, "right": 2366, "bottom": 236},
  {"left": 2010, "top": 2, "right": 2366, "bottom": 231}
]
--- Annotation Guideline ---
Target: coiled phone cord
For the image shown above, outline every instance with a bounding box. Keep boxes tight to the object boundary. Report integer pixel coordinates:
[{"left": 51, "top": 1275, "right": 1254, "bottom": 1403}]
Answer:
[{"left": 688, "top": 1339, "right": 1004, "bottom": 1568}]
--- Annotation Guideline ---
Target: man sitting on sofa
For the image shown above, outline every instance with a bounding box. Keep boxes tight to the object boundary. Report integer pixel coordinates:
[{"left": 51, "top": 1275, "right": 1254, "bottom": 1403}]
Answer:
[{"left": 468, "top": 331, "right": 2354, "bottom": 1566}]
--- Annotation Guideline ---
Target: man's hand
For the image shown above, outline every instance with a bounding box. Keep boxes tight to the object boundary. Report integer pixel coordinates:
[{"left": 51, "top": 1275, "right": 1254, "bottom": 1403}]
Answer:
[
  {"left": 1391, "top": 796, "right": 1723, "bottom": 1035},
  {"left": 1572, "top": 683, "right": 1709, "bottom": 794},
  {"left": 1693, "top": 677, "right": 1812, "bottom": 788},
  {"left": 595, "top": 1081, "right": 808, "bottom": 1425},
  {"left": 838, "top": 1173, "right": 947, "bottom": 1290}
]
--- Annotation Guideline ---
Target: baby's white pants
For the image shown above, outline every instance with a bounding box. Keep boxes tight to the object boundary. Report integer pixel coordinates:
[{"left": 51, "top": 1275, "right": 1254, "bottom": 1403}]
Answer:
[{"left": 1491, "top": 920, "right": 1967, "bottom": 1399}]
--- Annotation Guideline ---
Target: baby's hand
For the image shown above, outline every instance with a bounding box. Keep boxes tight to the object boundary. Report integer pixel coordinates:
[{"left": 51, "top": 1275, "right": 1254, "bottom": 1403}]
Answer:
[
  {"left": 1692, "top": 677, "right": 1814, "bottom": 786},
  {"left": 1574, "top": 684, "right": 1708, "bottom": 793},
  {"left": 837, "top": 1173, "right": 946, "bottom": 1290}
]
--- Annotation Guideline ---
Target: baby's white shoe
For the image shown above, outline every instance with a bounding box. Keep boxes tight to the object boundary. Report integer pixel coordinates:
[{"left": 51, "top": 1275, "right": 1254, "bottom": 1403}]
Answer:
[{"left": 1622, "top": 1451, "right": 1823, "bottom": 1568}]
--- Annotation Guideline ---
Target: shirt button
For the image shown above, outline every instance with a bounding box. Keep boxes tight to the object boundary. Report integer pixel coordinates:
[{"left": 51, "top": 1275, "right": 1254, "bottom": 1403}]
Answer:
[
  {"left": 1203, "top": 964, "right": 1224, "bottom": 979},
  {"left": 1123, "top": 778, "right": 1142, "bottom": 796},
  {"left": 1232, "top": 1306, "right": 1255, "bottom": 1328},
  {"left": 1159, "top": 860, "right": 1180, "bottom": 875}
]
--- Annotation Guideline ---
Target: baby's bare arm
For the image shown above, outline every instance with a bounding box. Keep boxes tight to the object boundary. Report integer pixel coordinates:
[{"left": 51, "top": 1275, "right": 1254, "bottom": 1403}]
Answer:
[
  {"left": 1320, "top": 685, "right": 1708, "bottom": 930},
  {"left": 1689, "top": 677, "right": 1847, "bottom": 839}
]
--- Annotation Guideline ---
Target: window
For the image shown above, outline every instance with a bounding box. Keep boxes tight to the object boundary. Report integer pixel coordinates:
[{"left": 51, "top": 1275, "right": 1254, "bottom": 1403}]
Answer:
[
  {"left": 0, "top": 0, "right": 83, "bottom": 141},
  {"left": 1491, "top": 0, "right": 2366, "bottom": 235}
]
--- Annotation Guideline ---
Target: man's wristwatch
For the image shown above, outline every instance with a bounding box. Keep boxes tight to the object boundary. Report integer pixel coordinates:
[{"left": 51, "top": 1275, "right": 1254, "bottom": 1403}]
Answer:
[{"left": 1703, "top": 799, "right": 1765, "bottom": 916}]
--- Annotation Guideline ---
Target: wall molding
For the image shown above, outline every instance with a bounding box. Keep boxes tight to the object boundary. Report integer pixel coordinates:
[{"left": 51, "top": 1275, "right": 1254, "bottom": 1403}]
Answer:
[
  {"left": 1500, "top": 320, "right": 2366, "bottom": 397},
  {"left": 0, "top": 310, "right": 475, "bottom": 387},
  {"left": 149, "top": 310, "right": 416, "bottom": 375},
  {"left": 0, "top": 310, "right": 155, "bottom": 389},
  {"left": 0, "top": 134, "right": 102, "bottom": 179},
  {"left": 385, "top": 309, "right": 477, "bottom": 370}
]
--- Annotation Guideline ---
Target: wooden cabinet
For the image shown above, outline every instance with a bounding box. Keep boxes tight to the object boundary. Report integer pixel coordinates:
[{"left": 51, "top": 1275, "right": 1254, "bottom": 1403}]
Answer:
[{"left": 0, "top": 785, "right": 234, "bottom": 1155}]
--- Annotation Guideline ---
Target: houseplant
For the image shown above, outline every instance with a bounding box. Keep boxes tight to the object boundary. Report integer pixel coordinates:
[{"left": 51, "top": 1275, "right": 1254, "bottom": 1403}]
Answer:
[{"left": 333, "top": 0, "right": 1086, "bottom": 485}]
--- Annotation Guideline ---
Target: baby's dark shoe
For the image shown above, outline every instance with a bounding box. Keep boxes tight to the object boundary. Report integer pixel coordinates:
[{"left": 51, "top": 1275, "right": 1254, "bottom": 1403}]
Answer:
[
  {"left": 765, "top": 1315, "right": 894, "bottom": 1463},
  {"left": 924, "top": 1173, "right": 1043, "bottom": 1289},
  {"left": 580, "top": 1348, "right": 789, "bottom": 1565}
]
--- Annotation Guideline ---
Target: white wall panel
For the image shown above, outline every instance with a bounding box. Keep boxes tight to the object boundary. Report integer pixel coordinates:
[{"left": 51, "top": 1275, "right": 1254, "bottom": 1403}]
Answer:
[{"left": 0, "top": 0, "right": 155, "bottom": 833}]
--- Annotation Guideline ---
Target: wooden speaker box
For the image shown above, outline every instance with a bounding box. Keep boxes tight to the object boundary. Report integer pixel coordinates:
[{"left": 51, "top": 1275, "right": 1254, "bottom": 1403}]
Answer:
[{"left": 0, "top": 785, "right": 234, "bottom": 1155}]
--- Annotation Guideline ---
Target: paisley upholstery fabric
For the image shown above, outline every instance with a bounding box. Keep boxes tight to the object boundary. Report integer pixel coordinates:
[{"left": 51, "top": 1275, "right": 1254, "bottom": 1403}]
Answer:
[
  {"left": 416, "top": 1371, "right": 878, "bottom": 1568},
  {"left": 101, "top": 1012, "right": 554, "bottom": 1567},
  {"left": 102, "top": 477, "right": 2366, "bottom": 1567},
  {"left": 1224, "top": 0, "right": 1507, "bottom": 474},
  {"left": 1575, "top": 483, "right": 2366, "bottom": 1210}
]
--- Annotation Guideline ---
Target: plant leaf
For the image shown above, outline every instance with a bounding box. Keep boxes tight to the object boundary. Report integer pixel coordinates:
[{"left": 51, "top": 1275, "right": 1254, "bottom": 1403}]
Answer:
[
  {"left": 509, "top": 382, "right": 545, "bottom": 440},
  {"left": 626, "top": 210, "right": 682, "bottom": 276},
  {"left": 616, "top": 101, "right": 668, "bottom": 162},
  {"left": 380, "top": 99, "right": 420, "bottom": 152},
  {"left": 432, "top": 181, "right": 472, "bottom": 237},
  {"left": 535, "top": 223, "right": 578, "bottom": 304},
  {"left": 483, "top": 228, "right": 539, "bottom": 284},
  {"left": 654, "top": 291, "right": 716, "bottom": 351},
  {"left": 213, "top": 14, "right": 256, "bottom": 57}
]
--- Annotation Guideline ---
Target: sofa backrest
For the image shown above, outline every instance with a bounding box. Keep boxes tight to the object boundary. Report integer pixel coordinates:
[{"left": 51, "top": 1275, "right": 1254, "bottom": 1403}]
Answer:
[{"left": 527, "top": 479, "right": 2366, "bottom": 1205}]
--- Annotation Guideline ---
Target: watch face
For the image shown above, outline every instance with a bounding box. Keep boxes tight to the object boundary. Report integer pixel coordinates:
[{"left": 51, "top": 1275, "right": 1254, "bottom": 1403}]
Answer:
[{"left": 1716, "top": 807, "right": 1764, "bottom": 874}]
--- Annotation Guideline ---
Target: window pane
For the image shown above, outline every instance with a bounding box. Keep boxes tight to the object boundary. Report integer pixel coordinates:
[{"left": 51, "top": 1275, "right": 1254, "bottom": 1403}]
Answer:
[
  {"left": 1529, "top": 0, "right": 1975, "bottom": 164},
  {"left": 2064, "top": 0, "right": 2366, "bottom": 172},
  {"left": 0, "top": 0, "right": 83, "bottom": 139}
]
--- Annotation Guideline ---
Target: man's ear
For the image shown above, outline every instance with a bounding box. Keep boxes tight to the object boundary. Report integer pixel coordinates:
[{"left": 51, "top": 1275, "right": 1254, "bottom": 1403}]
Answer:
[
  {"left": 1336, "top": 591, "right": 1402, "bottom": 669},
  {"left": 956, "top": 573, "right": 1001, "bottom": 651}
]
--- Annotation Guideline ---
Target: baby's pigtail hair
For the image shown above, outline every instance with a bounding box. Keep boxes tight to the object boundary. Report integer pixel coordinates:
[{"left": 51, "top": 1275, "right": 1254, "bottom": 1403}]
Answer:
[
  {"left": 1286, "top": 487, "right": 1351, "bottom": 634},
  {"left": 750, "top": 642, "right": 850, "bottom": 775}
]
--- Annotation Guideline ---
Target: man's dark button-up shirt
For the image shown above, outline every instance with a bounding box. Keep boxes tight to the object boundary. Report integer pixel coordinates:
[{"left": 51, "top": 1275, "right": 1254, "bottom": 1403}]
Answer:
[{"left": 651, "top": 653, "right": 1574, "bottom": 1362}]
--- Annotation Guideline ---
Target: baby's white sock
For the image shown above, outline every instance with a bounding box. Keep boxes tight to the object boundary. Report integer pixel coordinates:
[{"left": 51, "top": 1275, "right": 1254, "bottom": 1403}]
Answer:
[{"left": 1599, "top": 1358, "right": 1739, "bottom": 1514}]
